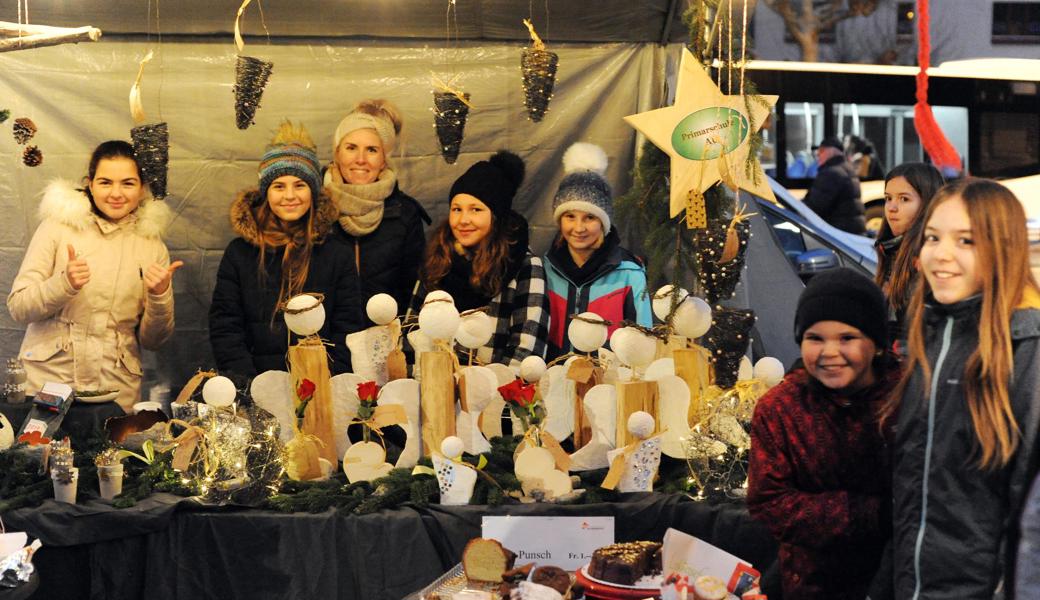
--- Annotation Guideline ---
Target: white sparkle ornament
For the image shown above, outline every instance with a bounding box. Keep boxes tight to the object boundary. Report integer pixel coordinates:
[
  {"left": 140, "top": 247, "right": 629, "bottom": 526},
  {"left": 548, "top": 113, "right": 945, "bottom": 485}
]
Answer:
[
  {"left": 568, "top": 312, "right": 609, "bottom": 353},
  {"left": 418, "top": 298, "right": 460, "bottom": 341},
  {"left": 202, "top": 376, "right": 237, "bottom": 408},
  {"left": 610, "top": 327, "right": 658, "bottom": 369},
  {"left": 651, "top": 285, "right": 689, "bottom": 321},
  {"left": 455, "top": 311, "right": 495, "bottom": 349},
  {"left": 520, "top": 355, "right": 547, "bottom": 383},
  {"left": 283, "top": 294, "right": 325, "bottom": 336},
  {"left": 672, "top": 296, "right": 712, "bottom": 339},
  {"left": 365, "top": 294, "right": 398, "bottom": 326},
  {"left": 754, "top": 357, "right": 785, "bottom": 386},
  {"left": 738, "top": 356, "right": 754, "bottom": 381}
]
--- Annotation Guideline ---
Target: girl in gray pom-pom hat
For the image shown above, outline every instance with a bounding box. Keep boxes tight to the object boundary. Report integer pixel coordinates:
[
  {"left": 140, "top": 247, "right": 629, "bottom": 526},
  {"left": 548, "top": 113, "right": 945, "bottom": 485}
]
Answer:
[{"left": 542, "top": 142, "right": 651, "bottom": 360}]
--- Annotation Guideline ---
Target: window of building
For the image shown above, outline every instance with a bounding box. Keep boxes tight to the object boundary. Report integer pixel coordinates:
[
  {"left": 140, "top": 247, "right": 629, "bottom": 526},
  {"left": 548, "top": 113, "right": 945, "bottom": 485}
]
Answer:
[{"left": 992, "top": 2, "right": 1040, "bottom": 44}]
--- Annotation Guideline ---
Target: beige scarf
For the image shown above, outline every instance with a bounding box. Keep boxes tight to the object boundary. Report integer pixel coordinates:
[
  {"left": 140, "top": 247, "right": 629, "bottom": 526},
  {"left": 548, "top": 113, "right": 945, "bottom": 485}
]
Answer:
[{"left": 324, "top": 165, "right": 397, "bottom": 236}]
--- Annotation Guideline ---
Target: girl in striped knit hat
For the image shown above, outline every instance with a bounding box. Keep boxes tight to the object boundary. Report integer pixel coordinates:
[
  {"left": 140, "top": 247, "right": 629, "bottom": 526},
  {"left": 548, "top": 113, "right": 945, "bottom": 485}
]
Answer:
[{"left": 209, "top": 121, "right": 363, "bottom": 380}]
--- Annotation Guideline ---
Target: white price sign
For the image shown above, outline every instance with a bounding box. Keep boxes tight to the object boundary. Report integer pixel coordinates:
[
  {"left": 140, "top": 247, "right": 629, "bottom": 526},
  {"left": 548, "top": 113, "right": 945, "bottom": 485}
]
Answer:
[{"left": 481, "top": 516, "right": 614, "bottom": 571}]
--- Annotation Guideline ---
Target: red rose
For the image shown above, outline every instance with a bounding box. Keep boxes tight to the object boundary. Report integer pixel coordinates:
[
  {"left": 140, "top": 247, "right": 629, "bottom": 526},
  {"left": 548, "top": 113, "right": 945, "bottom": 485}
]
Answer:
[
  {"left": 296, "top": 379, "right": 316, "bottom": 402},
  {"left": 357, "top": 381, "right": 380, "bottom": 402},
  {"left": 515, "top": 382, "right": 536, "bottom": 407},
  {"left": 497, "top": 378, "right": 536, "bottom": 407}
]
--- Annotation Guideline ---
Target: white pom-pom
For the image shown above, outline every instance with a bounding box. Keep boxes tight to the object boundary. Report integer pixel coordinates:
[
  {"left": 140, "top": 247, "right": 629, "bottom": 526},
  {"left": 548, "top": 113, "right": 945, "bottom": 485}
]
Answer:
[
  {"left": 563, "top": 142, "right": 608, "bottom": 176},
  {"left": 627, "top": 411, "right": 655, "bottom": 440},
  {"left": 419, "top": 301, "right": 460, "bottom": 341},
  {"left": 651, "top": 285, "right": 688, "bottom": 322},
  {"left": 520, "top": 355, "right": 547, "bottom": 383},
  {"left": 440, "top": 436, "right": 465, "bottom": 459},
  {"left": 738, "top": 356, "right": 754, "bottom": 381},
  {"left": 283, "top": 294, "right": 325, "bottom": 336},
  {"left": 673, "top": 296, "right": 712, "bottom": 339},
  {"left": 366, "top": 294, "right": 398, "bottom": 326},
  {"left": 202, "top": 376, "right": 237, "bottom": 408},
  {"left": 610, "top": 327, "right": 658, "bottom": 369},
  {"left": 754, "top": 357, "right": 785, "bottom": 386}
]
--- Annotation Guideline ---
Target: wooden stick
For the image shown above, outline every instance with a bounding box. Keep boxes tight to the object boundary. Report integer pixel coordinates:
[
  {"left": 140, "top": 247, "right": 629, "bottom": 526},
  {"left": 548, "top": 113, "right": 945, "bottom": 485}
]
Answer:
[{"left": 0, "top": 26, "right": 101, "bottom": 53}]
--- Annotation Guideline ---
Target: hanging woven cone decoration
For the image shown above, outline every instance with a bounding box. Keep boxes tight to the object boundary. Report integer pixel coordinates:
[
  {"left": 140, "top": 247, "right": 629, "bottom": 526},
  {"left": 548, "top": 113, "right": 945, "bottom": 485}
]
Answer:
[
  {"left": 694, "top": 206, "right": 753, "bottom": 305},
  {"left": 128, "top": 51, "right": 170, "bottom": 198},
  {"left": 432, "top": 75, "right": 473, "bottom": 164},
  {"left": 232, "top": 0, "right": 273, "bottom": 130},
  {"left": 22, "top": 145, "right": 42, "bottom": 167},
  {"left": 520, "top": 19, "right": 558, "bottom": 122},
  {"left": 131, "top": 123, "right": 170, "bottom": 198},
  {"left": 703, "top": 308, "right": 756, "bottom": 389},
  {"left": 12, "top": 118, "right": 36, "bottom": 145}
]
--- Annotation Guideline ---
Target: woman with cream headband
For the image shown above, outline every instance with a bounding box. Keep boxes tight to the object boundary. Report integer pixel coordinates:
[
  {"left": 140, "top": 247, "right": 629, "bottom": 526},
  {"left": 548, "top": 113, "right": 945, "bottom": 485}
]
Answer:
[{"left": 326, "top": 99, "right": 430, "bottom": 319}]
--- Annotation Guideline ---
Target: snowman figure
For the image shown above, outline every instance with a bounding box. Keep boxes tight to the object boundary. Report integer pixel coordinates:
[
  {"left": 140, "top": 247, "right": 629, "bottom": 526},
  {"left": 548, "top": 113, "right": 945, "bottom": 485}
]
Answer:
[
  {"left": 433, "top": 436, "right": 477, "bottom": 505},
  {"left": 606, "top": 411, "right": 662, "bottom": 492}
]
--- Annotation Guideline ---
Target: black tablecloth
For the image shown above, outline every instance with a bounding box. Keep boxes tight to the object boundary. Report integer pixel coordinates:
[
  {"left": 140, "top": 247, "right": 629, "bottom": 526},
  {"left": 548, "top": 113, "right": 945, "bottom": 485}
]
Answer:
[
  {"left": 0, "top": 400, "right": 125, "bottom": 448},
  {"left": 2, "top": 493, "right": 778, "bottom": 600}
]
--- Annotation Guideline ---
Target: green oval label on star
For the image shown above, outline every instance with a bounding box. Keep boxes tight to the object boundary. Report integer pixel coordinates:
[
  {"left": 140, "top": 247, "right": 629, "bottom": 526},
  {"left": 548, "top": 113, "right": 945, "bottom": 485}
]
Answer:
[{"left": 670, "top": 108, "right": 749, "bottom": 160}]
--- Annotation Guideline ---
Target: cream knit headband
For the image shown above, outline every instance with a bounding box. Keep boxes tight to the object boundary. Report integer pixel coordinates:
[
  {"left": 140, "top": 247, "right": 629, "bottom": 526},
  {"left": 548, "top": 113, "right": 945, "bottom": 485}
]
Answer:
[{"left": 333, "top": 113, "right": 397, "bottom": 155}]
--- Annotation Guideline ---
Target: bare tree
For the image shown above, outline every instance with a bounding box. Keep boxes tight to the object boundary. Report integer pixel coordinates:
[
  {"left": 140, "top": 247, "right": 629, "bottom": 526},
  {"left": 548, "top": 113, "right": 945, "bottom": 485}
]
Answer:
[{"left": 761, "top": 0, "right": 880, "bottom": 61}]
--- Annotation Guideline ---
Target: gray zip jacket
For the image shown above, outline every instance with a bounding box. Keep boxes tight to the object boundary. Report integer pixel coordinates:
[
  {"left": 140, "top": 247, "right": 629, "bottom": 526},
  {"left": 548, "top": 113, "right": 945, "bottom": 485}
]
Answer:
[{"left": 892, "top": 297, "right": 1040, "bottom": 599}]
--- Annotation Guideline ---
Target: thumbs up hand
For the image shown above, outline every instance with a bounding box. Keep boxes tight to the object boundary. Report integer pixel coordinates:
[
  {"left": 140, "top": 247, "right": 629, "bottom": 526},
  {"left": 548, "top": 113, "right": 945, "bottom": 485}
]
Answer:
[
  {"left": 65, "top": 244, "right": 91, "bottom": 290},
  {"left": 143, "top": 260, "right": 184, "bottom": 295}
]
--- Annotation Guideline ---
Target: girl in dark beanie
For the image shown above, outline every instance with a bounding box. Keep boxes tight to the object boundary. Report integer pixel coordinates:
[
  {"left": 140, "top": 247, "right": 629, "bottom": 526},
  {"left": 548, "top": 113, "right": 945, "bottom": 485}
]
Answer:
[
  {"left": 747, "top": 268, "right": 900, "bottom": 600},
  {"left": 417, "top": 150, "right": 549, "bottom": 368}
]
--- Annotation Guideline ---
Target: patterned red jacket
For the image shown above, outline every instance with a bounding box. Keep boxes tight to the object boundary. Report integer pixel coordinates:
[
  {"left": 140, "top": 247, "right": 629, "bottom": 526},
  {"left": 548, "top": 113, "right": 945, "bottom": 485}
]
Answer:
[{"left": 747, "top": 364, "right": 899, "bottom": 599}]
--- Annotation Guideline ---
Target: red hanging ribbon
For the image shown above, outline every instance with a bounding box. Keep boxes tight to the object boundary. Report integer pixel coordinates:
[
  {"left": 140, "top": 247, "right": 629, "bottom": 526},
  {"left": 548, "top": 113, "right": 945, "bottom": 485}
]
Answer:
[{"left": 913, "top": 0, "right": 962, "bottom": 172}]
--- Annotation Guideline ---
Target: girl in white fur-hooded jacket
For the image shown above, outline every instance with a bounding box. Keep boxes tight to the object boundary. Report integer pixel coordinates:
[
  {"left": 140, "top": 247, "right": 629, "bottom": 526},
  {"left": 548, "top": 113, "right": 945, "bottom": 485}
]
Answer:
[{"left": 7, "top": 141, "right": 181, "bottom": 411}]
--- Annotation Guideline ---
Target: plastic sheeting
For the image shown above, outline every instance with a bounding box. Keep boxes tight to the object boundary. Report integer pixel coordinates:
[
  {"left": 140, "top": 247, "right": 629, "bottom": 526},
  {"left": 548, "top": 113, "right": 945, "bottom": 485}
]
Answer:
[{"left": 0, "top": 39, "right": 671, "bottom": 388}]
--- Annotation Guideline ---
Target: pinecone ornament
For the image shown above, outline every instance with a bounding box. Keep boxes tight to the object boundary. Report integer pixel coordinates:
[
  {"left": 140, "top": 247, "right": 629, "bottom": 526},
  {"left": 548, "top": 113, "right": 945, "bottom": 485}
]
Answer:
[
  {"left": 233, "top": 55, "right": 273, "bottom": 130},
  {"left": 433, "top": 90, "right": 471, "bottom": 165},
  {"left": 12, "top": 117, "right": 36, "bottom": 144},
  {"left": 131, "top": 122, "right": 170, "bottom": 198},
  {"left": 22, "top": 145, "right": 42, "bottom": 167},
  {"left": 703, "top": 308, "right": 756, "bottom": 389},
  {"left": 520, "top": 20, "right": 558, "bottom": 123}
]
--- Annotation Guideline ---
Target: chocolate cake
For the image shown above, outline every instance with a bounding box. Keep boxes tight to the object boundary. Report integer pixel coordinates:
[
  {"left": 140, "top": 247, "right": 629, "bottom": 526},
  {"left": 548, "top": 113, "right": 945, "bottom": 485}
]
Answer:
[
  {"left": 531, "top": 566, "right": 571, "bottom": 595},
  {"left": 587, "top": 541, "right": 662, "bottom": 586}
]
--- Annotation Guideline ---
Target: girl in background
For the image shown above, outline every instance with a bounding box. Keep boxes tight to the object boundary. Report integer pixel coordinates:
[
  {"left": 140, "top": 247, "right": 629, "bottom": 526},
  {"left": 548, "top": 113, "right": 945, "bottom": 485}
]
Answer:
[
  {"left": 883, "top": 178, "right": 1040, "bottom": 598},
  {"left": 8, "top": 140, "right": 180, "bottom": 411},
  {"left": 874, "top": 162, "right": 944, "bottom": 348},
  {"left": 209, "top": 121, "right": 361, "bottom": 379},
  {"left": 417, "top": 150, "right": 549, "bottom": 368},
  {"left": 542, "top": 143, "right": 651, "bottom": 360}
]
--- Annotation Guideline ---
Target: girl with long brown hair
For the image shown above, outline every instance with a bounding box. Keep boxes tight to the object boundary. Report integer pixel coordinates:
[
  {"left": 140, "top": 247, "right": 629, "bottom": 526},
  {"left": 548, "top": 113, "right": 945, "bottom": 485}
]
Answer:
[
  {"left": 209, "top": 121, "right": 362, "bottom": 378},
  {"left": 416, "top": 150, "right": 549, "bottom": 368},
  {"left": 883, "top": 178, "right": 1040, "bottom": 598},
  {"left": 874, "top": 162, "right": 944, "bottom": 348}
]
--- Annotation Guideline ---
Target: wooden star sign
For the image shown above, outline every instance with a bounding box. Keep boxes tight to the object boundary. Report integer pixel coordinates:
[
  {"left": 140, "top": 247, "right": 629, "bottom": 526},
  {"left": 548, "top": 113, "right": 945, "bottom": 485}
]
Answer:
[{"left": 624, "top": 48, "right": 778, "bottom": 227}]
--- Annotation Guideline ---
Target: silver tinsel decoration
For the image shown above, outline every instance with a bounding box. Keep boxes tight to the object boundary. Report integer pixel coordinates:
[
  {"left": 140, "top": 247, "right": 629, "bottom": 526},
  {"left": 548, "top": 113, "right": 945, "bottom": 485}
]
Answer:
[
  {"left": 234, "top": 55, "right": 273, "bottom": 130},
  {"left": 131, "top": 122, "right": 169, "bottom": 198},
  {"left": 433, "top": 91, "right": 470, "bottom": 164}
]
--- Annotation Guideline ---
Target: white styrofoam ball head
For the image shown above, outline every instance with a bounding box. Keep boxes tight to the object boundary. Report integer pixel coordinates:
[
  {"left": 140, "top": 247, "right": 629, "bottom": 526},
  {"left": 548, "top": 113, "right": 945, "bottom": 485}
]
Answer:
[
  {"left": 283, "top": 294, "right": 326, "bottom": 336},
  {"left": 568, "top": 312, "right": 609, "bottom": 353},
  {"left": 0, "top": 413, "right": 13, "bottom": 450},
  {"left": 425, "top": 290, "right": 454, "bottom": 303},
  {"left": 202, "top": 376, "right": 237, "bottom": 408},
  {"left": 610, "top": 327, "right": 658, "bottom": 369},
  {"left": 520, "top": 355, "right": 547, "bottom": 383},
  {"left": 440, "top": 436, "right": 465, "bottom": 459},
  {"left": 754, "top": 357, "right": 785, "bottom": 386},
  {"left": 738, "top": 356, "right": 754, "bottom": 381},
  {"left": 455, "top": 311, "right": 495, "bottom": 349},
  {"left": 418, "top": 302, "right": 461, "bottom": 341},
  {"left": 651, "top": 285, "right": 689, "bottom": 322},
  {"left": 673, "top": 296, "right": 712, "bottom": 339},
  {"left": 365, "top": 294, "right": 398, "bottom": 325},
  {"left": 627, "top": 411, "right": 655, "bottom": 440}
]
